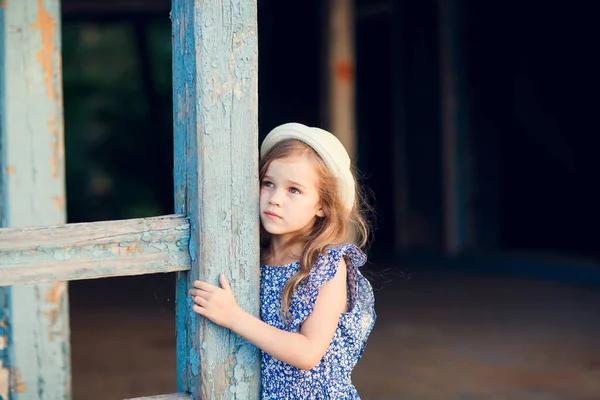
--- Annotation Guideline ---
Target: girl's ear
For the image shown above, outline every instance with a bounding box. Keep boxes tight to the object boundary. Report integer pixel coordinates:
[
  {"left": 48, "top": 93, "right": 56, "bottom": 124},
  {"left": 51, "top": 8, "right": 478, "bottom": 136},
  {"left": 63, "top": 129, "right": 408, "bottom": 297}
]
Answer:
[{"left": 316, "top": 206, "right": 325, "bottom": 218}]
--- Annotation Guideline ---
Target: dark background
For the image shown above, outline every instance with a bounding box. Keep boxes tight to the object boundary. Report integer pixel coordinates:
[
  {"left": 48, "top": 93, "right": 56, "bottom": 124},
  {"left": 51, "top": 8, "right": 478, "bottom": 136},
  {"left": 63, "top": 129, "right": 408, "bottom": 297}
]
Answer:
[{"left": 63, "top": 0, "right": 599, "bottom": 260}]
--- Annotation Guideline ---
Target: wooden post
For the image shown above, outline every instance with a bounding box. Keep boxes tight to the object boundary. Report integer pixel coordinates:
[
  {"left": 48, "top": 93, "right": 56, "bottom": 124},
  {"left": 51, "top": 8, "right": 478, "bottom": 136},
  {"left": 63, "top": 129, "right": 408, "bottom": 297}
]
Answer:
[
  {"left": 390, "top": 1, "right": 410, "bottom": 251},
  {"left": 325, "top": 0, "right": 357, "bottom": 159},
  {"left": 439, "top": 0, "right": 471, "bottom": 254},
  {"left": 0, "top": 0, "right": 70, "bottom": 398},
  {"left": 171, "top": 1, "right": 261, "bottom": 399}
]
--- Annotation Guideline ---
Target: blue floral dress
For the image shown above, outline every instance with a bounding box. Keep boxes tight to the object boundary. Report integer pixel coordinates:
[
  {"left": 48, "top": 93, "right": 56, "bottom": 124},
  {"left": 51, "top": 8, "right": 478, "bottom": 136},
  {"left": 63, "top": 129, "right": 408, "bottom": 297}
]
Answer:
[{"left": 260, "top": 243, "right": 376, "bottom": 399}]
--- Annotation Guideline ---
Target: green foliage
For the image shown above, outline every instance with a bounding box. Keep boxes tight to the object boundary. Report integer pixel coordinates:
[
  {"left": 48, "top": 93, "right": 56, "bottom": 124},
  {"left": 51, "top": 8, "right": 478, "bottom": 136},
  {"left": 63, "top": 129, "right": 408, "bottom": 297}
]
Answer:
[{"left": 62, "top": 21, "right": 173, "bottom": 223}]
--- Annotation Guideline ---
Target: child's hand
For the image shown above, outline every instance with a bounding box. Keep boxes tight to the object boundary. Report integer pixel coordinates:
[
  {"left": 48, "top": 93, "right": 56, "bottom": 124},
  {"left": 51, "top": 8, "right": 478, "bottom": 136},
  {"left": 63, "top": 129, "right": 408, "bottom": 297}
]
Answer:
[{"left": 189, "top": 274, "right": 241, "bottom": 329}]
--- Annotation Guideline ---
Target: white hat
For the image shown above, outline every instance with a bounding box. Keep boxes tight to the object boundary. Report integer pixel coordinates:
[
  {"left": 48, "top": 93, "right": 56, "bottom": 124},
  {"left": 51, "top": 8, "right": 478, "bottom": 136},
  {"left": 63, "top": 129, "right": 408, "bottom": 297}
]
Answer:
[{"left": 260, "top": 123, "right": 355, "bottom": 211}]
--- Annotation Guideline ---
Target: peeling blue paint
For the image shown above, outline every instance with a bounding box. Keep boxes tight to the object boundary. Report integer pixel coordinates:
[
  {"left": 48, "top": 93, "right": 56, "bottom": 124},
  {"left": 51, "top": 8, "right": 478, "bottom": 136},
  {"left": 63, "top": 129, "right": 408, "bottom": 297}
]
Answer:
[
  {"left": 187, "top": 295, "right": 196, "bottom": 335},
  {"left": 0, "top": 287, "right": 12, "bottom": 400},
  {"left": 172, "top": 0, "right": 260, "bottom": 398},
  {"left": 188, "top": 236, "right": 197, "bottom": 262},
  {"left": 1, "top": 0, "right": 70, "bottom": 397},
  {"left": 52, "top": 248, "right": 72, "bottom": 261},
  {"left": 151, "top": 242, "right": 167, "bottom": 250},
  {"left": 175, "top": 272, "right": 191, "bottom": 391},
  {"left": 2, "top": 0, "right": 261, "bottom": 397},
  {"left": 0, "top": 216, "right": 191, "bottom": 286},
  {"left": 189, "top": 347, "right": 200, "bottom": 376}
]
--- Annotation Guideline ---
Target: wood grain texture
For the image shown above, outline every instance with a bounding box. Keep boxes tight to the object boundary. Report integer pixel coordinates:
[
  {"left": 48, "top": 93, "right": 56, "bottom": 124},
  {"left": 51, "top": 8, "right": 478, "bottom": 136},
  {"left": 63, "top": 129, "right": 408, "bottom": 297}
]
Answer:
[
  {"left": 171, "top": 0, "right": 261, "bottom": 398},
  {"left": 0, "top": 215, "right": 190, "bottom": 287},
  {"left": 0, "top": 0, "right": 71, "bottom": 398}
]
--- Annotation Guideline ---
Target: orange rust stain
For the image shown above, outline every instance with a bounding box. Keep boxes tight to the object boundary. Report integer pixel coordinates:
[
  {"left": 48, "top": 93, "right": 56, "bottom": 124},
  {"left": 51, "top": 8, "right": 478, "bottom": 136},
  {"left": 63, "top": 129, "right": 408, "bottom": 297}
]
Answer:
[
  {"left": 335, "top": 60, "right": 353, "bottom": 83},
  {"left": 0, "top": 1, "right": 6, "bottom": 9},
  {"left": 57, "top": 107, "right": 65, "bottom": 168},
  {"left": 45, "top": 282, "right": 65, "bottom": 341},
  {"left": 46, "top": 282, "right": 64, "bottom": 304},
  {"left": 43, "top": 309, "right": 60, "bottom": 341},
  {"left": 111, "top": 243, "right": 120, "bottom": 254},
  {"left": 137, "top": 247, "right": 143, "bottom": 253},
  {"left": 125, "top": 244, "right": 137, "bottom": 253},
  {"left": 12, "top": 368, "right": 27, "bottom": 393},
  {"left": 52, "top": 195, "right": 65, "bottom": 212},
  {"left": 48, "top": 116, "right": 59, "bottom": 178},
  {"left": 30, "top": 0, "right": 64, "bottom": 179},
  {"left": 4, "top": 166, "right": 15, "bottom": 175},
  {"left": 48, "top": 115, "right": 65, "bottom": 179},
  {"left": 29, "top": 0, "right": 57, "bottom": 101},
  {"left": 104, "top": 243, "right": 120, "bottom": 255}
]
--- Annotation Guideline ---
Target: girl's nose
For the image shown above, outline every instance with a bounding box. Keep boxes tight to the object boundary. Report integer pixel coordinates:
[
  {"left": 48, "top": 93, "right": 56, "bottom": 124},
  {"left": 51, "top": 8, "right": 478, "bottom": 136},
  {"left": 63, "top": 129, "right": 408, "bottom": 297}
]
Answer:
[{"left": 269, "top": 190, "right": 282, "bottom": 207}]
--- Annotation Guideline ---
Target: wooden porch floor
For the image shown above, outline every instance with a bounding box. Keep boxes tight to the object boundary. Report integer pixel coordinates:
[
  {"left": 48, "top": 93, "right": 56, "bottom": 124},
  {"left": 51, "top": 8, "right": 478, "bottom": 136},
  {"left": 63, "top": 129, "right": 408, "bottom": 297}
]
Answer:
[{"left": 69, "top": 267, "right": 600, "bottom": 399}]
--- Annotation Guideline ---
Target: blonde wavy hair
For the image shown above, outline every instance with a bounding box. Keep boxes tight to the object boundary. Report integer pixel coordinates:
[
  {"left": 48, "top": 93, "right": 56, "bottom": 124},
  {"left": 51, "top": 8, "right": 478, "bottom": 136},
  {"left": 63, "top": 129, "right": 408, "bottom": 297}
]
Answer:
[{"left": 259, "top": 139, "right": 370, "bottom": 319}]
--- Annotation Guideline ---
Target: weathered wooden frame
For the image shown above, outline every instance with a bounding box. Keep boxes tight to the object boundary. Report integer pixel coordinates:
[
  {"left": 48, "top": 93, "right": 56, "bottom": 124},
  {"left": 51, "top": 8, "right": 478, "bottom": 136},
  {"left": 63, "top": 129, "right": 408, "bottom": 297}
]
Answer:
[
  {"left": 0, "top": 215, "right": 190, "bottom": 286},
  {"left": 0, "top": 0, "right": 260, "bottom": 399}
]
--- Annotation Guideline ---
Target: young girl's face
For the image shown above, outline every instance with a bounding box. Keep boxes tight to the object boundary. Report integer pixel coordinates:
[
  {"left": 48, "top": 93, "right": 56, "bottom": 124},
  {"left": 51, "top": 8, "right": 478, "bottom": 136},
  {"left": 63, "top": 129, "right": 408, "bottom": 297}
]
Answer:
[{"left": 260, "top": 154, "right": 326, "bottom": 239}]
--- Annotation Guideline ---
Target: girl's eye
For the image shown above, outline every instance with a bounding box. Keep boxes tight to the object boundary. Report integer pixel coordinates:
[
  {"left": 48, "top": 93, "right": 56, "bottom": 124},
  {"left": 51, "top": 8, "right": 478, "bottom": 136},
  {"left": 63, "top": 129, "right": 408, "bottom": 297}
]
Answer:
[
  {"left": 289, "top": 187, "right": 301, "bottom": 194},
  {"left": 262, "top": 181, "right": 274, "bottom": 188}
]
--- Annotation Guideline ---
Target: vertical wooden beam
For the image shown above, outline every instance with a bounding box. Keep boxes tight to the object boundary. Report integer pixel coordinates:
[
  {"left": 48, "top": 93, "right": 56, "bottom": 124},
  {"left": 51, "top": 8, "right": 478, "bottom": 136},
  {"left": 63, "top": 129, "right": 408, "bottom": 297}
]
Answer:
[
  {"left": 0, "top": 0, "right": 70, "bottom": 398},
  {"left": 439, "top": 0, "right": 471, "bottom": 254},
  {"left": 390, "top": 0, "right": 410, "bottom": 251},
  {"left": 171, "top": 0, "right": 260, "bottom": 399},
  {"left": 325, "top": 0, "right": 357, "bottom": 159}
]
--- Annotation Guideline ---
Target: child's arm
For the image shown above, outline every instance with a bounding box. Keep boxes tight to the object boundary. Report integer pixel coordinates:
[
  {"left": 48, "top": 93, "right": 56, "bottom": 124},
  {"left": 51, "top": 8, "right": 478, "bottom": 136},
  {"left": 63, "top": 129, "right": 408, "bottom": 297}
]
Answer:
[{"left": 189, "top": 259, "right": 347, "bottom": 370}]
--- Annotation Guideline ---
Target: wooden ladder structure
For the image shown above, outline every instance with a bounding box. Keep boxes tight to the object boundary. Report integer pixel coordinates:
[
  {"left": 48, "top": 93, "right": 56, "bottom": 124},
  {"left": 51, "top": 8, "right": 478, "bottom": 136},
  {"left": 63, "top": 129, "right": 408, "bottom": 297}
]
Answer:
[{"left": 0, "top": 0, "right": 260, "bottom": 399}]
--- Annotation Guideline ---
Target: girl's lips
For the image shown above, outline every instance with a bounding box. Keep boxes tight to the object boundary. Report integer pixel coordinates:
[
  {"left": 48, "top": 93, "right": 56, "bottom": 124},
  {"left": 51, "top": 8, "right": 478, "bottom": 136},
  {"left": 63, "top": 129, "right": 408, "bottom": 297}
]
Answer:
[{"left": 264, "top": 211, "right": 282, "bottom": 219}]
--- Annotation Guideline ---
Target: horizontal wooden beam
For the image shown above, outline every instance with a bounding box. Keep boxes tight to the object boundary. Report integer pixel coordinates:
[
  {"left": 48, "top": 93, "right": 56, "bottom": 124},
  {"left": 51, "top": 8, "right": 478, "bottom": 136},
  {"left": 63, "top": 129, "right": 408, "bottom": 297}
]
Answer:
[
  {"left": 0, "top": 214, "right": 190, "bottom": 287},
  {"left": 123, "top": 393, "right": 192, "bottom": 400}
]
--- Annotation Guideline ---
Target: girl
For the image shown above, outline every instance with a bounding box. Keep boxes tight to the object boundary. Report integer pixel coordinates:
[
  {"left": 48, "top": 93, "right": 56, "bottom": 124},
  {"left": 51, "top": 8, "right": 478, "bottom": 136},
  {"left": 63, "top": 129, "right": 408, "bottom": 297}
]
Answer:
[{"left": 189, "top": 122, "right": 376, "bottom": 399}]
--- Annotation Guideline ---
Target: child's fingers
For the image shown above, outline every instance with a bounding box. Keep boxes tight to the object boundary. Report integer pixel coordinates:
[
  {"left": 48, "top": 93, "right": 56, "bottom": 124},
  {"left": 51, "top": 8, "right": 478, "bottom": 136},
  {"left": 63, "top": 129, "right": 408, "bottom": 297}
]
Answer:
[
  {"left": 188, "top": 288, "right": 208, "bottom": 297},
  {"left": 219, "top": 274, "right": 231, "bottom": 291},
  {"left": 192, "top": 280, "right": 216, "bottom": 291},
  {"left": 192, "top": 304, "right": 205, "bottom": 316},
  {"left": 193, "top": 296, "right": 208, "bottom": 307}
]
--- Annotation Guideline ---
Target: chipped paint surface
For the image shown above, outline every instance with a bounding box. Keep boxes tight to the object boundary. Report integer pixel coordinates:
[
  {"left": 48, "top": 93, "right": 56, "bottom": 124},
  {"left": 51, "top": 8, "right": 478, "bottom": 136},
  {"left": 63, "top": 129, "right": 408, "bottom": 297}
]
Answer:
[
  {"left": 43, "top": 282, "right": 65, "bottom": 341},
  {"left": 10, "top": 368, "right": 26, "bottom": 393},
  {"left": 4, "top": 0, "right": 260, "bottom": 398},
  {"left": 0, "top": 0, "right": 70, "bottom": 398},
  {"left": 29, "top": 0, "right": 62, "bottom": 179},
  {"left": 0, "top": 311, "right": 7, "bottom": 400},
  {"left": 52, "top": 195, "right": 65, "bottom": 212},
  {"left": 29, "top": 0, "right": 56, "bottom": 101},
  {"left": 0, "top": 215, "right": 191, "bottom": 286},
  {"left": 172, "top": 0, "right": 261, "bottom": 398},
  {"left": 48, "top": 115, "right": 61, "bottom": 178}
]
